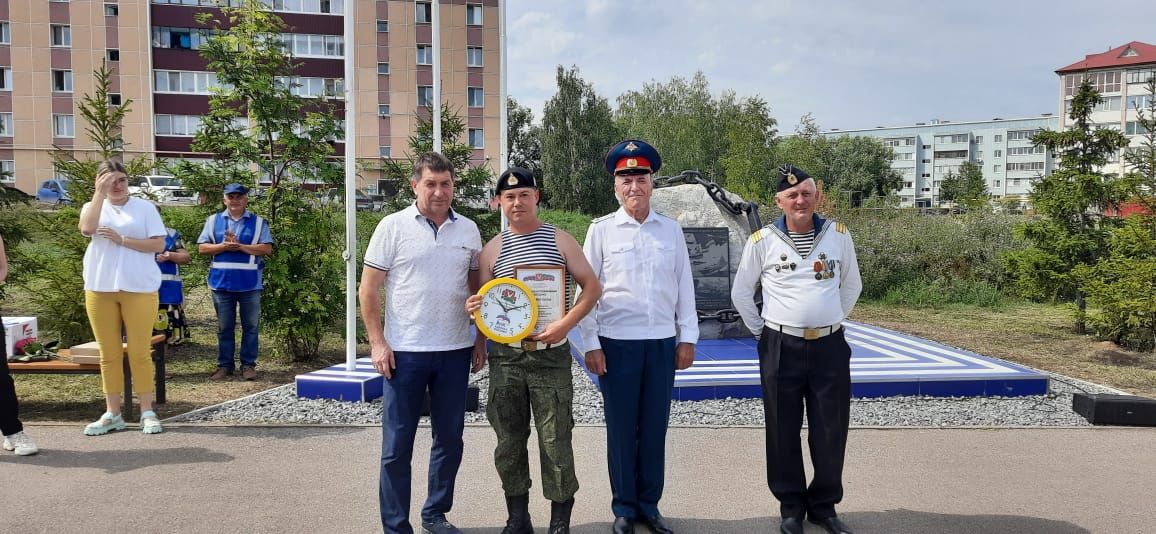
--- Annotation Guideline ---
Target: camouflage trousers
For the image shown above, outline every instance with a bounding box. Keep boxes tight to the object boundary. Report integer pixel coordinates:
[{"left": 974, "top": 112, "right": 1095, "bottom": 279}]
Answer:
[{"left": 487, "top": 342, "right": 578, "bottom": 502}]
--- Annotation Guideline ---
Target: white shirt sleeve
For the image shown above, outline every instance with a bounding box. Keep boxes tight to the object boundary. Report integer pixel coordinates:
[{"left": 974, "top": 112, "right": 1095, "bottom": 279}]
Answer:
[
  {"left": 731, "top": 233, "right": 765, "bottom": 336},
  {"left": 143, "top": 200, "right": 167, "bottom": 238},
  {"left": 839, "top": 231, "right": 862, "bottom": 319},
  {"left": 673, "top": 223, "right": 699, "bottom": 345},
  {"left": 577, "top": 222, "right": 604, "bottom": 352},
  {"left": 364, "top": 216, "right": 394, "bottom": 272}
]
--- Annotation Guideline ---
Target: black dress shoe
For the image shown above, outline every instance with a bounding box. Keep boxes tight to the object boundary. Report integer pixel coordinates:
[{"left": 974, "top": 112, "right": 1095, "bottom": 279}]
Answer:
[
  {"left": 641, "top": 514, "right": 674, "bottom": 534},
  {"left": 612, "top": 516, "right": 634, "bottom": 534},
  {"left": 809, "top": 515, "right": 853, "bottom": 534},
  {"left": 779, "top": 516, "right": 804, "bottom": 534}
]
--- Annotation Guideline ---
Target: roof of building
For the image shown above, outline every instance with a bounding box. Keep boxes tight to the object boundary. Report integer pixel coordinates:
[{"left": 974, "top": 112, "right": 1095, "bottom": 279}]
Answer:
[{"left": 1056, "top": 41, "right": 1156, "bottom": 74}]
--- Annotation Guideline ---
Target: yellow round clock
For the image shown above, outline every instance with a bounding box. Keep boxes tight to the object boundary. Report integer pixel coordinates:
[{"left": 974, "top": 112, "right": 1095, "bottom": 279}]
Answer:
[{"left": 473, "top": 277, "right": 539, "bottom": 343}]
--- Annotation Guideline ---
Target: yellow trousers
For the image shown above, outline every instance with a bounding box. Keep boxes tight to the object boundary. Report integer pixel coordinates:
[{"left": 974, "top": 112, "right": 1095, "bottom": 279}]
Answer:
[{"left": 84, "top": 290, "right": 159, "bottom": 396}]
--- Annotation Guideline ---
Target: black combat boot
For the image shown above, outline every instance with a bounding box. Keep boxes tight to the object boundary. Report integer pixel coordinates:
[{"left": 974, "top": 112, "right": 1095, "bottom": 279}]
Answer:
[
  {"left": 501, "top": 494, "right": 533, "bottom": 534},
  {"left": 548, "top": 498, "right": 574, "bottom": 534}
]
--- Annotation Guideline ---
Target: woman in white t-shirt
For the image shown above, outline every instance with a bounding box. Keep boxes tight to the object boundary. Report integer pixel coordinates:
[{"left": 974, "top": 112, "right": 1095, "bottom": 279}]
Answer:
[{"left": 77, "top": 160, "right": 167, "bottom": 436}]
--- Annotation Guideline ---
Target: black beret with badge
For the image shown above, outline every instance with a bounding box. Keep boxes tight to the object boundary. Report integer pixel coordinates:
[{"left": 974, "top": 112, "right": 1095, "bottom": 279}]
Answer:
[
  {"left": 494, "top": 167, "right": 536, "bottom": 196},
  {"left": 777, "top": 164, "right": 813, "bottom": 193}
]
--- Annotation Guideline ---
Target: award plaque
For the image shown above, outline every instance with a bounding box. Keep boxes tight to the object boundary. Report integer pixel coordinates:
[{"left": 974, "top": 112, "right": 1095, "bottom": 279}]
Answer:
[
  {"left": 513, "top": 265, "right": 566, "bottom": 336},
  {"left": 474, "top": 278, "right": 539, "bottom": 343}
]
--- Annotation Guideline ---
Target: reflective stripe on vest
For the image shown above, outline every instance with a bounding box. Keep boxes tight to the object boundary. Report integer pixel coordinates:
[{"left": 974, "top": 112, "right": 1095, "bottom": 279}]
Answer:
[{"left": 208, "top": 212, "right": 266, "bottom": 291}]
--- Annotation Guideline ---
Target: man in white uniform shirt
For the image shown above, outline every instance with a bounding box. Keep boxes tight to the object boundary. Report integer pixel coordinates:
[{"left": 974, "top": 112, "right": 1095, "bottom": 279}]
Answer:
[
  {"left": 359, "top": 152, "right": 484, "bottom": 534},
  {"left": 579, "top": 139, "right": 698, "bottom": 534},
  {"left": 731, "top": 165, "right": 862, "bottom": 534}
]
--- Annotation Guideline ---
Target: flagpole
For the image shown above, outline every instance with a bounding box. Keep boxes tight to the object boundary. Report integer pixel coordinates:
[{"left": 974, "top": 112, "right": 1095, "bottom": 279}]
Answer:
[
  {"left": 432, "top": 0, "right": 442, "bottom": 153},
  {"left": 343, "top": 0, "right": 358, "bottom": 371}
]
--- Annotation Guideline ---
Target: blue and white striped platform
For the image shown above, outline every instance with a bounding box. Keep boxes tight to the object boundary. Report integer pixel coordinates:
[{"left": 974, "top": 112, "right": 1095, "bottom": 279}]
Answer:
[
  {"left": 570, "top": 321, "right": 1048, "bottom": 400},
  {"left": 295, "top": 358, "right": 383, "bottom": 402}
]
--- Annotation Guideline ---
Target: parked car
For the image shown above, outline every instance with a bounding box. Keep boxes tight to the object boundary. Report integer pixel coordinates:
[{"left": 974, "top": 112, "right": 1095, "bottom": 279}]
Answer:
[
  {"left": 36, "top": 178, "right": 72, "bottom": 205},
  {"left": 128, "top": 175, "right": 199, "bottom": 205},
  {"left": 316, "top": 188, "right": 379, "bottom": 211}
]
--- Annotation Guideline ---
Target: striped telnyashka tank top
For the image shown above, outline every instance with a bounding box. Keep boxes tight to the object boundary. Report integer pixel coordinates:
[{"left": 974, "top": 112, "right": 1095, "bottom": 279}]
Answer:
[{"left": 493, "top": 222, "right": 573, "bottom": 311}]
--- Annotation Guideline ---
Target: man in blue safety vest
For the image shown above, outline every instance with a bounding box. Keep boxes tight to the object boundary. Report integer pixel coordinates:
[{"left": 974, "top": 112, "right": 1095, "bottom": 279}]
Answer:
[
  {"left": 197, "top": 183, "right": 274, "bottom": 381},
  {"left": 155, "top": 217, "right": 191, "bottom": 345}
]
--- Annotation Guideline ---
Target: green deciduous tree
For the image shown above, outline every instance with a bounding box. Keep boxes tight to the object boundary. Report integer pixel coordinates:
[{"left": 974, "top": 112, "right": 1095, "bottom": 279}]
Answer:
[
  {"left": 1005, "top": 77, "right": 1131, "bottom": 334},
  {"left": 175, "top": 0, "right": 346, "bottom": 360},
  {"left": 719, "top": 97, "right": 777, "bottom": 203},
  {"left": 507, "top": 97, "right": 541, "bottom": 176},
  {"left": 939, "top": 161, "right": 988, "bottom": 210},
  {"left": 540, "top": 65, "right": 620, "bottom": 215},
  {"left": 773, "top": 115, "right": 900, "bottom": 207}
]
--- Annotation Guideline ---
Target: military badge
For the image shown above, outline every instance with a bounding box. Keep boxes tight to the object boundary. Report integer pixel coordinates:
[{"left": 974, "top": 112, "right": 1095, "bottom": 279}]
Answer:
[
  {"left": 787, "top": 173, "right": 798, "bottom": 185},
  {"left": 625, "top": 141, "right": 638, "bottom": 152}
]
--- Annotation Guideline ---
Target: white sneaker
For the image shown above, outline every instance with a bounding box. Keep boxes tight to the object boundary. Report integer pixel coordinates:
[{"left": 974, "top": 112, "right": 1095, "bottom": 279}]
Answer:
[{"left": 2, "top": 431, "right": 39, "bottom": 456}]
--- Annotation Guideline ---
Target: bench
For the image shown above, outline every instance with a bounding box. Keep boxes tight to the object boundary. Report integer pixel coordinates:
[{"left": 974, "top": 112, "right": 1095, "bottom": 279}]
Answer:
[{"left": 9, "top": 334, "right": 168, "bottom": 420}]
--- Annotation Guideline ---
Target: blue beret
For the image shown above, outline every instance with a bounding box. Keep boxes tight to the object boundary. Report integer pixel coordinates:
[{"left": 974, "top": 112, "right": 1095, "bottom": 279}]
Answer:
[
  {"left": 604, "top": 139, "right": 662, "bottom": 175},
  {"left": 495, "top": 167, "right": 536, "bottom": 195},
  {"left": 223, "top": 183, "right": 249, "bottom": 195},
  {"left": 777, "top": 164, "right": 812, "bottom": 193}
]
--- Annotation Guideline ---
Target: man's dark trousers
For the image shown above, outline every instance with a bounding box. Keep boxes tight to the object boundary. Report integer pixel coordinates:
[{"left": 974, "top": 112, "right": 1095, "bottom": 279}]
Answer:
[
  {"left": 598, "top": 336, "right": 676, "bottom": 519},
  {"left": 758, "top": 327, "right": 852, "bottom": 521},
  {"left": 379, "top": 347, "right": 471, "bottom": 534}
]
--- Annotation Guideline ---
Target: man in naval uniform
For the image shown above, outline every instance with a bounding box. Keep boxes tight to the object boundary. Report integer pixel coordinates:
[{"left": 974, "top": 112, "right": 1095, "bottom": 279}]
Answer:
[
  {"left": 579, "top": 139, "right": 698, "bottom": 534},
  {"left": 731, "top": 164, "right": 862, "bottom": 534}
]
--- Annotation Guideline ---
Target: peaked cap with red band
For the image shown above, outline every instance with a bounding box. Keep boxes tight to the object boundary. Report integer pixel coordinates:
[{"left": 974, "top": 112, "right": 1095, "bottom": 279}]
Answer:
[{"left": 604, "top": 139, "right": 662, "bottom": 175}]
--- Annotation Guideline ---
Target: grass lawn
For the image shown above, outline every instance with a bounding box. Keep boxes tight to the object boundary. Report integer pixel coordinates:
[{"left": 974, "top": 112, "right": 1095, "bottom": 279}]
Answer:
[{"left": 8, "top": 289, "right": 1155, "bottom": 423}]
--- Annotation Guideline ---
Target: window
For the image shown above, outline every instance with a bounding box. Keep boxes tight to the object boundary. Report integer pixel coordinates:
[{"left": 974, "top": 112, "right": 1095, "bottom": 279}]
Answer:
[
  {"left": 377, "top": 20, "right": 389, "bottom": 32},
  {"left": 380, "top": 146, "right": 392, "bottom": 158},
  {"left": 0, "top": 113, "right": 12, "bottom": 136},
  {"left": 994, "top": 149, "right": 1002, "bottom": 158},
  {"left": 1011, "top": 178, "right": 1022, "bottom": 187},
  {"left": 155, "top": 70, "right": 222, "bottom": 94},
  {"left": 1007, "top": 146, "right": 1045, "bottom": 156},
  {"left": 153, "top": 27, "right": 216, "bottom": 50},
  {"left": 0, "top": 22, "right": 10, "bottom": 44},
  {"left": 934, "top": 134, "right": 969, "bottom": 144},
  {"left": 993, "top": 180, "right": 1001, "bottom": 188},
  {"left": 155, "top": 114, "right": 202, "bottom": 137},
  {"left": 933, "top": 150, "right": 968, "bottom": 159},
  {"left": 105, "top": 3, "right": 119, "bottom": 16},
  {"left": 1127, "top": 69, "right": 1156, "bottom": 85},
  {"left": 466, "top": 47, "right": 483, "bottom": 67},
  {"left": 1092, "top": 97, "right": 1121, "bottom": 113},
  {"left": 994, "top": 134, "right": 1003, "bottom": 142},
  {"left": 416, "top": 2, "right": 431, "bottom": 23},
  {"left": 378, "top": 104, "right": 390, "bottom": 117},
  {"left": 975, "top": 136, "right": 983, "bottom": 144},
  {"left": 0, "top": 68, "right": 11, "bottom": 91},
  {"left": 1007, "top": 129, "right": 1040, "bottom": 141},
  {"left": 275, "top": 76, "right": 345, "bottom": 99},
  {"left": 0, "top": 161, "right": 13, "bottom": 183},
  {"left": 53, "top": 114, "right": 75, "bottom": 138},
  {"left": 1126, "top": 121, "right": 1150, "bottom": 136},
  {"left": 1064, "top": 71, "right": 1122, "bottom": 97},
  {"left": 417, "top": 85, "right": 433, "bottom": 107},
  {"left": 893, "top": 152, "right": 914, "bottom": 161},
  {"left": 51, "top": 25, "right": 72, "bottom": 47},
  {"left": 377, "top": 63, "right": 390, "bottom": 75},
  {"left": 466, "top": 4, "right": 483, "bottom": 25},
  {"left": 467, "top": 87, "right": 483, "bottom": 108},
  {"left": 107, "top": 49, "right": 120, "bottom": 62},
  {"left": 278, "top": 33, "right": 344, "bottom": 58},
  {"left": 262, "top": 0, "right": 343, "bottom": 14},
  {"left": 1127, "top": 94, "right": 1154, "bottom": 111},
  {"left": 108, "top": 93, "right": 122, "bottom": 106},
  {"left": 416, "top": 45, "right": 432, "bottom": 65},
  {"left": 903, "top": 181, "right": 913, "bottom": 189},
  {"left": 1007, "top": 162, "right": 1045, "bottom": 172},
  {"left": 468, "top": 128, "right": 484, "bottom": 148},
  {"left": 52, "top": 70, "right": 73, "bottom": 92},
  {"left": 993, "top": 164, "right": 1002, "bottom": 172},
  {"left": 921, "top": 144, "right": 930, "bottom": 149}
]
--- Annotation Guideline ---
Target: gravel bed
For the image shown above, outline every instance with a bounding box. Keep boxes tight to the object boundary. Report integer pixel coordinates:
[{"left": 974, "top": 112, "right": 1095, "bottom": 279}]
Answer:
[{"left": 170, "top": 362, "right": 1119, "bottom": 427}]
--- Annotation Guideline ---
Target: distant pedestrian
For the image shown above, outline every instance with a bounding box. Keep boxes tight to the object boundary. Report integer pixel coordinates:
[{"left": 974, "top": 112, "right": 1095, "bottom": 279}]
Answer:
[{"left": 155, "top": 207, "right": 191, "bottom": 345}]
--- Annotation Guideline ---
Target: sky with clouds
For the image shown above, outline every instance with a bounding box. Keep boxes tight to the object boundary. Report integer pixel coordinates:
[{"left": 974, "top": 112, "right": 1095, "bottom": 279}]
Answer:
[{"left": 506, "top": 0, "right": 1156, "bottom": 133}]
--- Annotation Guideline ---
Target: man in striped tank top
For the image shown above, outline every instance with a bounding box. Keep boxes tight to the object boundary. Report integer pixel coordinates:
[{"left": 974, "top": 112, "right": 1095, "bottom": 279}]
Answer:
[
  {"left": 731, "top": 165, "right": 862, "bottom": 534},
  {"left": 465, "top": 167, "right": 602, "bottom": 534}
]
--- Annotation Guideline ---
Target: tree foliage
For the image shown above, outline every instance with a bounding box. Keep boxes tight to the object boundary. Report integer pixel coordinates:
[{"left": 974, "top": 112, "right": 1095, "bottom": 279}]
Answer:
[
  {"left": 174, "top": 0, "right": 346, "bottom": 361},
  {"left": 772, "top": 115, "right": 901, "bottom": 207},
  {"left": 540, "top": 65, "right": 620, "bottom": 214},
  {"left": 507, "top": 97, "right": 542, "bottom": 179},
  {"left": 1004, "top": 77, "right": 1131, "bottom": 334},
  {"left": 939, "top": 161, "right": 989, "bottom": 210}
]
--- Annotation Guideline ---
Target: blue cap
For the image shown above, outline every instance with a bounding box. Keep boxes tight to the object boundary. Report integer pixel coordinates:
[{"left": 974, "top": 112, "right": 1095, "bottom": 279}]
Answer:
[
  {"left": 223, "top": 183, "right": 249, "bottom": 195},
  {"left": 605, "top": 139, "right": 662, "bottom": 175},
  {"left": 777, "top": 165, "right": 812, "bottom": 193},
  {"left": 495, "top": 167, "right": 537, "bottom": 196}
]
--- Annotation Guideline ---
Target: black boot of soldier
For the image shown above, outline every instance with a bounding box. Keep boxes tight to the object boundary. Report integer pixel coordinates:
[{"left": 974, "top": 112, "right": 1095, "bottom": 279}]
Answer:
[
  {"left": 548, "top": 498, "right": 574, "bottom": 534},
  {"left": 501, "top": 494, "right": 533, "bottom": 534}
]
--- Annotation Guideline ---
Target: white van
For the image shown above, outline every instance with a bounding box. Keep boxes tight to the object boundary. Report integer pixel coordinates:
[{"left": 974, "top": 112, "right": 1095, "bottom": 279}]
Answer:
[{"left": 128, "top": 175, "right": 198, "bottom": 205}]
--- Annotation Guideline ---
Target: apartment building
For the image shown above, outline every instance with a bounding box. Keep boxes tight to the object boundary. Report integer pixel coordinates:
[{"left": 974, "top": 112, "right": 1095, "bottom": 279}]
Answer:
[
  {"left": 0, "top": 0, "right": 502, "bottom": 196},
  {"left": 824, "top": 116, "right": 1058, "bottom": 208},
  {"left": 1056, "top": 40, "right": 1156, "bottom": 177}
]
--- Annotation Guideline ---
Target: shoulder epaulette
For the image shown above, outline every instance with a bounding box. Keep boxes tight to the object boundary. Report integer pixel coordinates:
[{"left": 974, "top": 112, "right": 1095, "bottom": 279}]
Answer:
[
  {"left": 749, "top": 228, "right": 766, "bottom": 244},
  {"left": 590, "top": 214, "right": 613, "bottom": 224},
  {"left": 835, "top": 222, "right": 847, "bottom": 234}
]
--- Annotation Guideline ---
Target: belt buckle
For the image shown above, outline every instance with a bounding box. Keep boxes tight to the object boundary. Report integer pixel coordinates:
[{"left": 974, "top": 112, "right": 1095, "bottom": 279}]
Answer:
[
  {"left": 803, "top": 328, "right": 821, "bottom": 340},
  {"left": 521, "top": 339, "right": 539, "bottom": 352}
]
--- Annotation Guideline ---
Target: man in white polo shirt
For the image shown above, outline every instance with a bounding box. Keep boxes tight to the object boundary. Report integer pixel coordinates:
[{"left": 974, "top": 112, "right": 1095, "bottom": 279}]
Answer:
[{"left": 359, "top": 152, "right": 484, "bottom": 534}]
